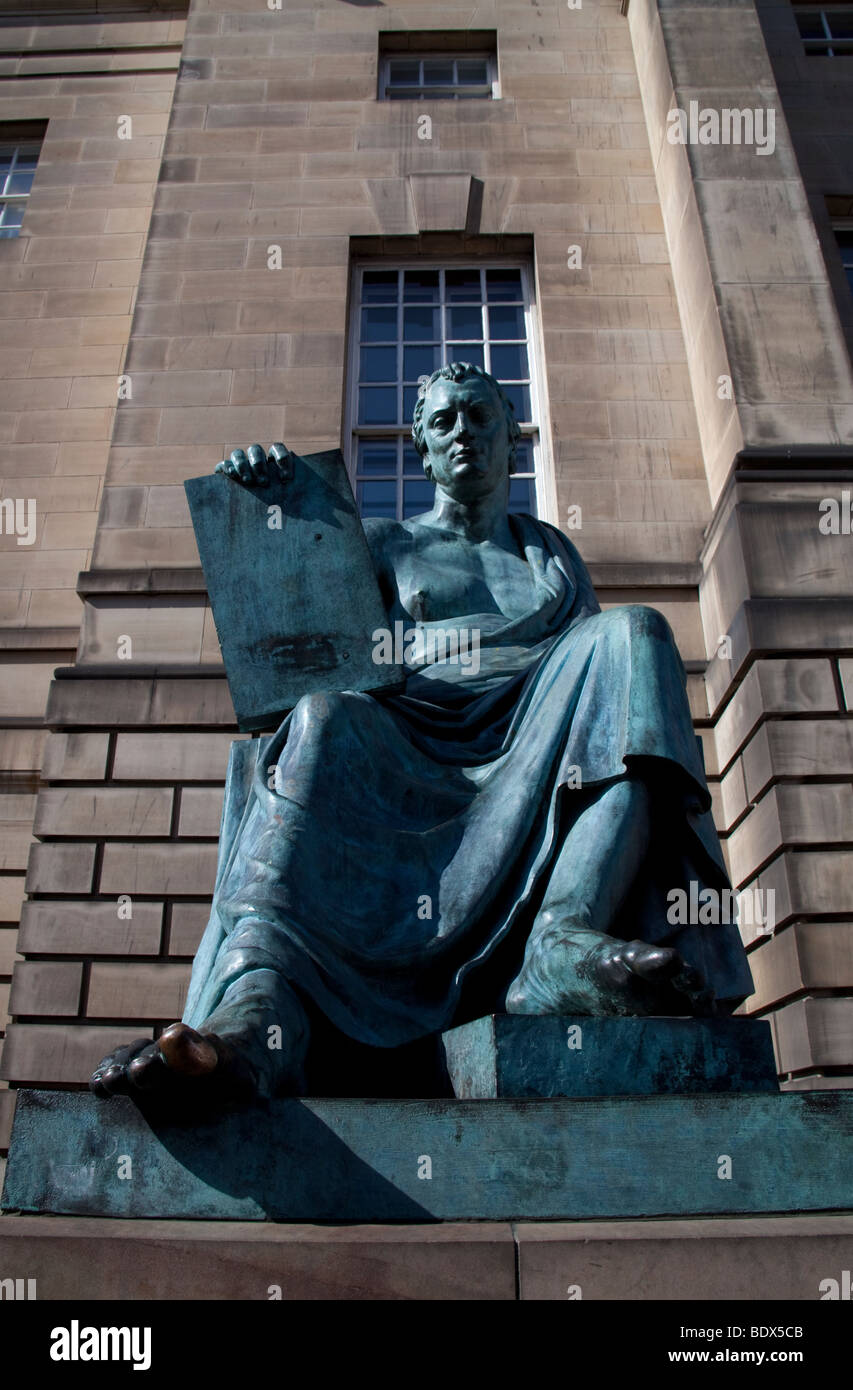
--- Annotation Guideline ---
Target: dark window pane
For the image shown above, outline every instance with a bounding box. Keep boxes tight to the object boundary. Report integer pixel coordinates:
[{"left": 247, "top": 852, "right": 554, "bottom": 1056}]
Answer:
[
  {"left": 445, "top": 268, "right": 482, "bottom": 302},
  {"left": 403, "top": 479, "right": 435, "bottom": 517},
  {"left": 490, "top": 342, "right": 528, "bottom": 380},
  {"left": 448, "top": 305, "right": 483, "bottom": 339},
  {"left": 489, "top": 304, "right": 525, "bottom": 339},
  {"left": 388, "top": 60, "right": 420, "bottom": 85},
  {"left": 358, "top": 386, "right": 398, "bottom": 425},
  {"left": 508, "top": 476, "right": 536, "bottom": 515},
  {"left": 829, "top": 13, "right": 853, "bottom": 38},
  {"left": 360, "top": 345, "right": 397, "bottom": 383},
  {"left": 387, "top": 90, "right": 423, "bottom": 100},
  {"left": 447, "top": 343, "right": 484, "bottom": 370},
  {"left": 361, "top": 306, "right": 397, "bottom": 342},
  {"left": 357, "top": 440, "right": 398, "bottom": 475},
  {"left": 502, "top": 384, "right": 530, "bottom": 423},
  {"left": 403, "top": 385, "right": 421, "bottom": 422},
  {"left": 514, "top": 438, "right": 534, "bottom": 471},
  {"left": 796, "top": 14, "right": 825, "bottom": 37},
  {"left": 486, "top": 269, "right": 523, "bottom": 302},
  {"left": 358, "top": 479, "right": 397, "bottom": 518},
  {"left": 403, "top": 344, "right": 440, "bottom": 380},
  {"left": 456, "top": 59, "right": 489, "bottom": 84},
  {"left": 846, "top": 267, "right": 853, "bottom": 294},
  {"left": 423, "top": 60, "right": 455, "bottom": 85},
  {"left": 362, "top": 271, "right": 398, "bottom": 304},
  {"left": 403, "top": 305, "right": 439, "bottom": 340},
  {"left": 403, "top": 269, "right": 440, "bottom": 302},
  {"left": 403, "top": 444, "right": 423, "bottom": 475}
]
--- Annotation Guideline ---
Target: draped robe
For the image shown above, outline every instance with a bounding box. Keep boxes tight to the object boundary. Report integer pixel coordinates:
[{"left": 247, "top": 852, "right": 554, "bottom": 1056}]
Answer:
[{"left": 184, "top": 513, "right": 754, "bottom": 1046}]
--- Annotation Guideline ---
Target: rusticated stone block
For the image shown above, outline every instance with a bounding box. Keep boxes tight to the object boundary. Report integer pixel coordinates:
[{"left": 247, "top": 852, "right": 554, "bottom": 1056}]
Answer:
[
  {"left": 169, "top": 902, "right": 210, "bottom": 956},
  {"left": 41, "top": 732, "right": 109, "bottom": 781},
  {"left": 727, "top": 784, "right": 853, "bottom": 889},
  {"left": 8, "top": 961, "right": 82, "bottom": 1018},
  {"left": 747, "top": 924, "right": 853, "bottom": 1013},
  {"left": 17, "top": 901, "right": 163, "bottom": 956},
  {"left": 178, "top": 787, "right": 224, "bottom": 837},
  {"left": 771, "top": 998, "right": 853, "bottom": 1075},
  {"left": 0, "top": 1025, "right": 152, "bottom": 1086},
  {"left": 86, "top": 963, "right": 191, "bottom": 1020},
  {"left": 34, "top": 787, "right": 173, "bottom": 838},
  {"left": 25, "top": 843, "right": 96, "bottom": 895},
  {"left": 99, "top": 843, "right": 218, "bottom": 897},
  {"left": 714, "top": 660, "right": 839, "bottom": 772},
  {"left": 113, "top": 732, "right": 241, "bottom": 781}
]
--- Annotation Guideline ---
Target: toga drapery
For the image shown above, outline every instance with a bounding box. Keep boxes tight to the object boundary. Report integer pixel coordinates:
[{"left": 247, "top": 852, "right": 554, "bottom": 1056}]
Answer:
[{"left": 183, "top": 513, "right": 753, "bottom": 1047}]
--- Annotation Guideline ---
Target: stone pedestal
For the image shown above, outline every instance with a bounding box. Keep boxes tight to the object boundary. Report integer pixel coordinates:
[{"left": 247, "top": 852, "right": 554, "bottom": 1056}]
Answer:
[
  {"left": 3, "top": 1087, "right": 852, "bottom": 1223},
  {"left": 441, "top": 1015, "right": 779, "bottom": 1098}
]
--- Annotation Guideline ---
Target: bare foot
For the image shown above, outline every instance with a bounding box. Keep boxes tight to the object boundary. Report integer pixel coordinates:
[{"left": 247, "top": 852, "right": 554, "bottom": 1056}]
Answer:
[
  {"left": 89, "top": 1023, "right": 261, "bottom": 1106},
  {"left": 506, "top": 916, "right": 716, "bottom": 1017}
]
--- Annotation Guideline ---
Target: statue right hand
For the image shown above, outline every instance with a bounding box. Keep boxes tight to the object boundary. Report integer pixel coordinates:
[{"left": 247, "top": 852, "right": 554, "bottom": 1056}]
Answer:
[{"left": 214, "top": 442, "right": 293, "bottom": 486}]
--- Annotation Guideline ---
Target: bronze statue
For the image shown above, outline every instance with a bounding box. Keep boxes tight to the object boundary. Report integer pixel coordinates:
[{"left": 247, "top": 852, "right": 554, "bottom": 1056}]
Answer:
[{"left": 91, "top": 363, "right": 753, "bottom": 1105}]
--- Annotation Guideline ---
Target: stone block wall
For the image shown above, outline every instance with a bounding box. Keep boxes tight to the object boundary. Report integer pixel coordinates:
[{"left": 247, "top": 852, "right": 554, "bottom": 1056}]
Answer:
[{"left": 0, "top": 3, "right": 188, "bottom": 1179}]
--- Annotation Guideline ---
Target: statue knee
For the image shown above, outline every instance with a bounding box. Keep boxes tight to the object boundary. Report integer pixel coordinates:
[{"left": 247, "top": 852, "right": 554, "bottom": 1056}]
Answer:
[{"left": 603, "top": 603, "right": 675, "bottom": 648}]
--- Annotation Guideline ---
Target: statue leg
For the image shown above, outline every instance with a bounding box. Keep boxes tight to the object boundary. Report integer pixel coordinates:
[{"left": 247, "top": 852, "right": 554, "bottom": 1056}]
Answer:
[
  {"left": 506, "top": 775, "right": 714, "bottom": 1017},
  {"left": 90, "top": 930, "right": 310, "bottom": 1102}
]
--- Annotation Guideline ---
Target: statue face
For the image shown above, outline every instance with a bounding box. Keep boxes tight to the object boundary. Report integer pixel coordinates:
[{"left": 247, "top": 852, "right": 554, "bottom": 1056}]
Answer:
[{"left": 421, "top": 375, "right": 510, "bottom": 501}]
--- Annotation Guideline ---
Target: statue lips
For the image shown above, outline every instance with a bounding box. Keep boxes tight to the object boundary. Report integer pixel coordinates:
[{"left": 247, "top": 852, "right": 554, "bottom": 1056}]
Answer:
[{"left": 451, "top": 447, "right": 486, "bottom": 474}]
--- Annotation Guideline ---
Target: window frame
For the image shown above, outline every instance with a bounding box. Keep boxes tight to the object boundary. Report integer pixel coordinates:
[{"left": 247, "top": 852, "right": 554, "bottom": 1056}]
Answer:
[
  {"left": 345, "top": 257, "right": 555, "bottom": 524},
  {"left": 793, "top": 5, "right": 853, "bottom": 55},
  {"left": 378, "top": 50, "right": 499, "bottom": 101},
  {"left": 0, "top": 139, "right": 41, "bottom": 239}
]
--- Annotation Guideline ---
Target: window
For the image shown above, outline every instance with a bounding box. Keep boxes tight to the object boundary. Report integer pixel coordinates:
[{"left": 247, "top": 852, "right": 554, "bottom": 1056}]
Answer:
[
  {"left": 348, "top": 263, "right": 542, "bottom": 521},
  {"left": 377, "top": 30, "right": 499, "bottom": 101},
  {"left": 794, "top": 6, "right": 853, "bottom": 54},
  {"left": 0, "top": 139, "right": 41, "bottom": 239},
  {"left": 833, "top": 228, "right": 853, "bottom": 294},
  {"left": 379, "top": 53, "right": 497, "bottom": 100}
]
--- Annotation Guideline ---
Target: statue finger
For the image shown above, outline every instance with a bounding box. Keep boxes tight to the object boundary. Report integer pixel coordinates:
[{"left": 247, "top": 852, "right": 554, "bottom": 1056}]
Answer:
[
  {"left": 246, "top": 444, "right": 269, "bottom": 484},
  {"left": 229, "top": 448, "right": 252, "bottom": 485},
  {"left": 268, "top": 442, "right": 294, "bottom": 481}
]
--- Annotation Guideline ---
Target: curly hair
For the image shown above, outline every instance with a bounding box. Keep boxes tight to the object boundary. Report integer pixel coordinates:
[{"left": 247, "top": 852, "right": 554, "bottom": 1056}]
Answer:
[{"left": 411, "top": 361, "right": 522, "bottom": 475}]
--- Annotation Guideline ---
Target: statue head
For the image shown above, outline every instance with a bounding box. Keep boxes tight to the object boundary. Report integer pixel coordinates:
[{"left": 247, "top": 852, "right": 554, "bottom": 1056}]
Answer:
[{"left": 411, "top": 363, "right": 521, "bottom": 496}]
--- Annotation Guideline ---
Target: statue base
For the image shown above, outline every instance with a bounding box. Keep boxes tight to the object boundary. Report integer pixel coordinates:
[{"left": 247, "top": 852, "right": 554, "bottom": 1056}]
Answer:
[
  {"left": 441, "top": 1014, "right": 779, "bottom": 1098},
  {"left": 3, "top": 1085, "right": 852, "bottom": 1223}
]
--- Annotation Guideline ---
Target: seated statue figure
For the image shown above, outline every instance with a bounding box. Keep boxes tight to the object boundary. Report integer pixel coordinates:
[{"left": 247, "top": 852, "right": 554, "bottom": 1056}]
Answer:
[{"left": 91, "top": 362, "right": 753, "bottom": 1105}]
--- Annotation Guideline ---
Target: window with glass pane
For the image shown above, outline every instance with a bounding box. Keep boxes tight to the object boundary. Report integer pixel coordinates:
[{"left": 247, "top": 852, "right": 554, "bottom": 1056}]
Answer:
[
  {"left": 380, "top": 53, "right": 496, "bottom": 99},
  {"left": 794, "top": 7, "right": 853, "bottom": 54},
  {"left": 0, "top": 141, "right": 40, "bottom": 239},
  {"left": 351, "top": 265, "right": 540, "bottom": 521},
  {"left": 834, "top": 229, "right": 853, "bottom": 294}
]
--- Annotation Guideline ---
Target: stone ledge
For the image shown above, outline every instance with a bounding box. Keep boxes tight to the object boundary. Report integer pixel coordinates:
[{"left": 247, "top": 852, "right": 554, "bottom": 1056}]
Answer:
[
  {"left": 3, "top": 1089, "right": 852, "bottom": 1223},
  {"left": 1, "top": 1213, "right": 851, "bottom": 1300}
]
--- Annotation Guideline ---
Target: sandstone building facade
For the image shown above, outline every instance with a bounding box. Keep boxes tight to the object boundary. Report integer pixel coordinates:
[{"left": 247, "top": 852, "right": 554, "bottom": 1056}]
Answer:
[{"left": 1, "top": 0, "right": 852, "bottom": 1195}]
